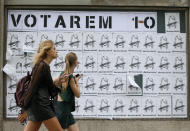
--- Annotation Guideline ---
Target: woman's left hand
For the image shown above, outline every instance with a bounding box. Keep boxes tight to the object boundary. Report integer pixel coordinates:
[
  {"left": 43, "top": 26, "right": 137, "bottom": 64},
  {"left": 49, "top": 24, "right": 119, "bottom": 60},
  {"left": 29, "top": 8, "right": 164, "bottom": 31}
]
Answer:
[
  {"left": 18, "top": 110, "right": 27, "bottom": 123},
  {"left": 75, "top": 74, "right": 81, "bottom": 82}
]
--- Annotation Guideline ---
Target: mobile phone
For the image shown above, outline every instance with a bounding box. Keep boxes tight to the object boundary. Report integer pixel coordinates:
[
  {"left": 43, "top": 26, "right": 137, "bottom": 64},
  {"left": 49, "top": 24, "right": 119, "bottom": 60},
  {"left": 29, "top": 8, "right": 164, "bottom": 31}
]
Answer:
[{"left": 75, "top": 74, "right": 80, "bottom": 77}]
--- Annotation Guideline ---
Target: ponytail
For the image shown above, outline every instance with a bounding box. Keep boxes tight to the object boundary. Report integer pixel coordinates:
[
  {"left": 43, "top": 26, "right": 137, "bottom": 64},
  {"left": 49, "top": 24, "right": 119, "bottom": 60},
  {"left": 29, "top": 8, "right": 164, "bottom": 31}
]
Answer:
[
  {"left": 65, "top": 59, "right": 70, "bottom": 74},
  {"left": 62, "top": 52, "right": 77, "bottom": 90}
]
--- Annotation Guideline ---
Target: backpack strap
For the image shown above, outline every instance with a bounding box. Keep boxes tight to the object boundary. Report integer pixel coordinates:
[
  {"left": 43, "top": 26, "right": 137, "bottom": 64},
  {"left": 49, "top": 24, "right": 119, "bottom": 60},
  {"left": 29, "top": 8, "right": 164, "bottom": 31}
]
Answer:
[{"left": 23, "top": 62, "right": 43, "bottom": 109}]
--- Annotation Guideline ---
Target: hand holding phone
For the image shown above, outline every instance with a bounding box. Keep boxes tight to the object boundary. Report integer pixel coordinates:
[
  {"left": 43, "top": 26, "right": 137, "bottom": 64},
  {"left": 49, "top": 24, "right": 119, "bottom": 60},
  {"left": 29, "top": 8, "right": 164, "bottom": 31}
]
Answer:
[
  {"left": 75, "top": 74, "right": 82, "bottom": 82},
  {"left": 75, "top": 74, "right": 80, "bottom": 77}
]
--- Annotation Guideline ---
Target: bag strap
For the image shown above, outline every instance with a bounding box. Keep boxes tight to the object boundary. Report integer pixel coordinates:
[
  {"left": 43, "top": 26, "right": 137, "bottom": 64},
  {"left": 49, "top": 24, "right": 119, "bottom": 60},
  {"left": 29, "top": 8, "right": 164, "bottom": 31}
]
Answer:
[{"left": 23, "top": 62, "right": 43, "bottom": 108}]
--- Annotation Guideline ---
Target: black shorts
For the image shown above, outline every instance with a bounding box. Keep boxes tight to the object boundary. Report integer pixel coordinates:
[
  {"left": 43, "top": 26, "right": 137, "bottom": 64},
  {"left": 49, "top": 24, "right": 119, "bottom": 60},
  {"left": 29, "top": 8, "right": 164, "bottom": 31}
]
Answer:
[
  {"left": 56, "top": 101, "right": 76, "bottom": 129},
  {"left": 27, "top": 100, "right": 56, "bottom": 122}
]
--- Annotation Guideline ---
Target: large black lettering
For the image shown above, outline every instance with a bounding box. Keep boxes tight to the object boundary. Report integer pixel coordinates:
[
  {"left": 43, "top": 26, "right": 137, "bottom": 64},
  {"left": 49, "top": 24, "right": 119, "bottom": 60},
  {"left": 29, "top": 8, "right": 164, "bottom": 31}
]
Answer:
[
  {"left": 55, "top": 15, "right": 66, "bottom": 28},
  {"left": 99, "top": 16, "right": 112, "bottom": 29},
  {"left": 40, "top": 15, "right": 51, "bottom": 27},
  {"left": 70, "top": 16, "right": 80, "bottom": 28},
  {"left": 24, "top": 14, "right": 37, "bottom": 27},
  {"left": 86, "top": 16, "right": 95, "bottom": 28},
  {"left": 11, "top": 14, "right": 21, "bottom": 27}
]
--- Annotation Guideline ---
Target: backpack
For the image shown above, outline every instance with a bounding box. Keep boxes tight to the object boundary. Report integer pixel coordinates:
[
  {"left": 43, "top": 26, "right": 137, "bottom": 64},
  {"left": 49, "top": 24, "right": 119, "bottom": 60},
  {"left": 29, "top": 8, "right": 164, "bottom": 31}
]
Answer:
[
  {"left": 15, "top": 71, "right": 32, "bottom": 108},
  {"left": 15, "top": 62, "right": 43, "bottom": 108}
]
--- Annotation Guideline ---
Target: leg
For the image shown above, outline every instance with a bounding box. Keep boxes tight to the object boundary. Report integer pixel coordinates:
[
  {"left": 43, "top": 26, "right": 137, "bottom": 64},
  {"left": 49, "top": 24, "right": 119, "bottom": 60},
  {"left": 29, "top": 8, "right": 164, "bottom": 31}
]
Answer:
[
  {"left": 24, "top": 121, "right": 42, "bottom": 131},
  {"left": 68, "top": 123, "right": 79, "bottom": 131},
  {"left": 43, "top": 117, "right": 64, "bottom": 131}
]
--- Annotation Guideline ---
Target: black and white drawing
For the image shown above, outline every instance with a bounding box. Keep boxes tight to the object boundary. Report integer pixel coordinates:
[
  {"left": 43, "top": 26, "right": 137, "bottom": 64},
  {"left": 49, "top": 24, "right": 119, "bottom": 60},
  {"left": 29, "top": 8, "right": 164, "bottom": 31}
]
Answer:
[
  {"left": 159, "top": 56, "right": 170, "bottom": 70},
  {"left": 158, "top": 76, "right": 172, "bottom": 94},
  {"left": 113, "top": 77, "right": 124, "bottom": 91},
  {"left": 159, "top": 77, "right": 170, "bottom": 91},
  {"left": 84, "top": 34, "right": 96, "bottom": 48},
  {"left": 143, "top": 99, "right": 155, "bottom": 113},
  {"left": 165, "top": 13, "right": 180, "bottom": 32},
  {"left": 173, "top": 35, "right": 183, "bottom": 49},
  {"left": 8, "top": 34, "right": 20, "bottom": 51},
  {"left": 115, "top": 35, "right": 125, "bottom": 48},
  {"left": 98, "top": 53, "right": 113, "bottom": 72},
  {"left": 142, "top": 97, "right": 157, "bottom": 117},
  {"left": 7, "top": 33, "right": 24, "bottom": 56},
  {"left": 99, "top": 77, "right": 110, "bottom": 92},
  {"left": 69, "top": 34, "right": 80, "bottom": 48},
  {"left": 172, "top": 95, "right": 187, "bottom": 117},
  {"left": 85, "top": 56, "right": 95, "bottom": 69},
  {"left": 84, "top": 99, "right": 95, "bottom": 113},
  {"left": 157, "top": 96, "right": 171, "bottom": 116},
  {"left": 99, "top": 34, "right": 110, "bottom": 48},
  {"left": 115, "top": 56, "right": 126, "bottom": 69},
  {"left": 112, "top": 97, "right": 126, "bottom": 118},
  {"left": 54, "top": 34, "right": 65, "bottom": 48},
  {"left": 129, "top": 35, "right": 140, "bottom": 48},
  {"left": 98, "top": 98, "right": 111, "bottom": 114},
  {"left": 129, "top": 56, "right": 141, "bottom": 69},
  {"left": 173, "top": 56, "right": 184, "bottom": 70},
  {"left": 174, "top": 78, "right": 185, "bottom": 92},
  {"left": 144, "top": 35, "right": 155, "bottom": 48},
  {"left": 167, "top": 16, "right": 178, "bottom": 29},
  {"left": 144, "top": 56, "right": 155, "bottom": 70},
  {"left": 7, "top": 76, "right": 18, "bottom": 94},
  {"left": 174, "top": 99, "right": 185, "bottom": 112},
  {"left": 113, "top": 53, "right": 128, "bottom": 73},
  {"left": 111, "top": 75, "right": 127, "bottom": 94},
  {"left": 100, "top": 56, "right": 111, "bottom": 69},
  {"left": 158, "top": 36, "right": 169, "bottom": 49},
  {"left": 159, "top": 99, "right": 169, "bottom": 112},
  {"left": 113, "top": 99, "right": 125, "bottom": 113},
  {"left": 85, "top": 77, "right": 96, "bottom": 90},
  {"left": 24, "top": 34, "right": 35, "bottom": 48},
  {"left": 144, "top": 77, "right": 155, "bottom": 92},
  {"left": 83, "top": 53, "right": 97, "bottom": 72},
  {"left": 83, "top": 75, "right": 98, "bottom": 94},
  {"left": 128, "top": 99, "right": 140, "bottom": 113}
]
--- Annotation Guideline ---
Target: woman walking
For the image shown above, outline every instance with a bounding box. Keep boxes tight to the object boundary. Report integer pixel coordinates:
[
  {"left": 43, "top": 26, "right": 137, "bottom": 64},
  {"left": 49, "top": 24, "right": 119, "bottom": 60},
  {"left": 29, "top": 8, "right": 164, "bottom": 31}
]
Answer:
[
  {"left": 55, "top": 52, "right": 81, "bottom": 131},
  {"left": 19, "top": 40, "right": 65, "bottom": 131}
]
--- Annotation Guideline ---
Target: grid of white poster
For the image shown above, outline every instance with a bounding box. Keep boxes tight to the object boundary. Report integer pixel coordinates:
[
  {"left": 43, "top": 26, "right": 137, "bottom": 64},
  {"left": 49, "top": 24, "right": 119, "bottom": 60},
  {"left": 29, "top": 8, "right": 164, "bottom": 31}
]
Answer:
[{"left": 5, "top": 12, "right": 187, "bottom": 118}]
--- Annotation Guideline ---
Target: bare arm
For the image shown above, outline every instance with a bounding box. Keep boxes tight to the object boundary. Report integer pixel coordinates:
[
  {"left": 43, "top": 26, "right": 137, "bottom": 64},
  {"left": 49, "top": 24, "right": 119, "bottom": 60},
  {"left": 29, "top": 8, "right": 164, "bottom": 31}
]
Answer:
[
  {"left": 53, "top": 73, "right": 69, "bottom": 88},
  {"left": 53, "top": 76, "right": 61, "bottom": 87},
  {"left": 70, "top": 77, "right": 80, "bottom": 98}
]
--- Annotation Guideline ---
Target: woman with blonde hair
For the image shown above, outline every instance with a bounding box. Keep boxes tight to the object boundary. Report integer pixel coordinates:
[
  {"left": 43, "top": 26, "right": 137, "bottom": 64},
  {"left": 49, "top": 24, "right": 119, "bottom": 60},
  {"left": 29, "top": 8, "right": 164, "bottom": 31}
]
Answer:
[
  {"left": 55, "top": 52, "right": 81, "bottom": 131},
  {"left": 18, "top": 40, "right": 65, "bottom": 131}
]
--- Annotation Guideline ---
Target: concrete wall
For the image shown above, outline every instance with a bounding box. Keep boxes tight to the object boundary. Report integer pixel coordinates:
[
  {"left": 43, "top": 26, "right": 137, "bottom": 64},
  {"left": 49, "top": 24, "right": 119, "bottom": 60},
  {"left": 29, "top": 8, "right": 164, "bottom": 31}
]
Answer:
[
  {"left": 0, "top": 0, "right": 4, "bottom": 131},
  {"left": 1, "top": 0, "right": 190, "bottom": 131}
]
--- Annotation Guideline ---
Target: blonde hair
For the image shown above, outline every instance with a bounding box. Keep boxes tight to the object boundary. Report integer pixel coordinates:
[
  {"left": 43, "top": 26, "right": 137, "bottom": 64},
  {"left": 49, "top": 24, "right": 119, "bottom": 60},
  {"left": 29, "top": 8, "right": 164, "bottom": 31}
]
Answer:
[
  {"left": 62, "top": 52, "right": 78, "bottom": 90},
  {"left": 33, "top": 40, "right": 54, "bottom": 66}
]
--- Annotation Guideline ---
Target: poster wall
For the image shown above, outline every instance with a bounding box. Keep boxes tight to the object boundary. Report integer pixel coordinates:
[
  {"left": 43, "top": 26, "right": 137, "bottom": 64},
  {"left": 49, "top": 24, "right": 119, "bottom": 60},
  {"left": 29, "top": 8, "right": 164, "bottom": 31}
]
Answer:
[{"left": 4, "top": 10, "right": 187, "bottom": 118}]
